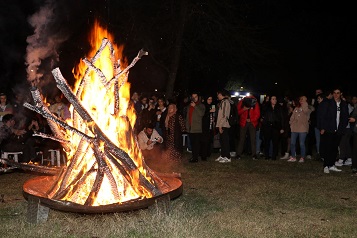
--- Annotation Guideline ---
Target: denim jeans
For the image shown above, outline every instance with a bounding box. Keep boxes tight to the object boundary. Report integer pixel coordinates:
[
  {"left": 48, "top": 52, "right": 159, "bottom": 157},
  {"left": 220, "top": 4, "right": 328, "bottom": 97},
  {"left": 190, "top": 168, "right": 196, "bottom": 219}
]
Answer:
[{"left": 290, "top": 132, "right": 307, "bottom": 158}]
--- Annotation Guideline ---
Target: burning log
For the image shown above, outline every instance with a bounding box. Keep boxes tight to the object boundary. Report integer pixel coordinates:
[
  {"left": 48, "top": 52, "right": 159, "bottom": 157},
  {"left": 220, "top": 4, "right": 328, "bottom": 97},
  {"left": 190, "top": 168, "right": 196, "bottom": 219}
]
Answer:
[{"left": 23, "top": 23, "right": 182, "bottom": 212}]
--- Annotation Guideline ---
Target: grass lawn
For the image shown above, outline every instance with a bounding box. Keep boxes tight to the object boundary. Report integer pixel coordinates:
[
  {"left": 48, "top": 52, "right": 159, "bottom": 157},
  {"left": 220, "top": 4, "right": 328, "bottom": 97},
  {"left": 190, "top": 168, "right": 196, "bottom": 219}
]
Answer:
[{"left": 1, "top": 151, "right": 356, "bottom": 238}]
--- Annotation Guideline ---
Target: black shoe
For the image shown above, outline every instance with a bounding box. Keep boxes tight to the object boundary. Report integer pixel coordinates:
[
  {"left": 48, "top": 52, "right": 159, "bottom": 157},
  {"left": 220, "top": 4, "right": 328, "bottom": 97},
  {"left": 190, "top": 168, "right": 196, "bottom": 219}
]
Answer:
[
  {"left": 189, "top": 158, "right": 198, "bottom": 163},
  {"left": 201, "top": 157, "right": 207, "bottom": 161}
]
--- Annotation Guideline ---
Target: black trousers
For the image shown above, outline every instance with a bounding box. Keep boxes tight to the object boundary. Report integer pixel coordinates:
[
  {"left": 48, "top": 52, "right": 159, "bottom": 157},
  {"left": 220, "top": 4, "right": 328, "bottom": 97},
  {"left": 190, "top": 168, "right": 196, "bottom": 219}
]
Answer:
[
  {"left": 321, "top": 131, "right": 342, "bottom": 167},
  {"left": 219, "top": 127, "right": 230, "bottom": 158},
  {"left": 263, "top": 125, "right": 280, "bottom": 160},
  {"left": 189, "top": 133, "right": 202, "bottom": 160}
]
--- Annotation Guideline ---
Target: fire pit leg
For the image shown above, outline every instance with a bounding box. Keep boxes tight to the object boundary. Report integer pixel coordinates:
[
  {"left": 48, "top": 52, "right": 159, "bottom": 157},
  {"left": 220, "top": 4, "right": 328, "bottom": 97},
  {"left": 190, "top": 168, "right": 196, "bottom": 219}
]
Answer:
[
  {"left": 148, "top": 194, "right": 171, "bottom": 216},
  {"left": 27, "top": 195, "right": 50, "bottom": 224}
]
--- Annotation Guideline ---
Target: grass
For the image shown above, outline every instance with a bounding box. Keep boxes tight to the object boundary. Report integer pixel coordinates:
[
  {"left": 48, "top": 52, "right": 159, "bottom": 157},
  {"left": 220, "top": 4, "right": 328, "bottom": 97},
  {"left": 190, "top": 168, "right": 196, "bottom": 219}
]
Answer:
[{"left": 1, "top": 152, "right": 357, "bottom": 238}]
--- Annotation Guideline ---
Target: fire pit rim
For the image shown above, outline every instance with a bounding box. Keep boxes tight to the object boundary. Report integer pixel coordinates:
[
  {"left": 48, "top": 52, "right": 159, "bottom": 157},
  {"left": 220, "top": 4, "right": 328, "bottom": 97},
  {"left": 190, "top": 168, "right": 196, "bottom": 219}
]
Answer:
[{"left": 23, "top": 175, "right": 183, "bottom": 214}]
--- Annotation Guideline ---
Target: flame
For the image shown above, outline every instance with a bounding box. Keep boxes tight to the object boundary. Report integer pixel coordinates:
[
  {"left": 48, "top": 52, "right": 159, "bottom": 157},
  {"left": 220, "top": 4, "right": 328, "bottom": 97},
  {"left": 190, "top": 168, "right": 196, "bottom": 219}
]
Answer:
[{"left": 53, "top": 20, "right": 154, "bottom": 206}]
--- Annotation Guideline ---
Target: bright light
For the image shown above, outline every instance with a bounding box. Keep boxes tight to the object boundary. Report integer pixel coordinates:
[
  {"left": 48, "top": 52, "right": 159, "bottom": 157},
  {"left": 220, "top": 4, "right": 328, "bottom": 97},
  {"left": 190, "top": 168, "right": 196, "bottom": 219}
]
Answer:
[
  {"left": 154, "top": 89, "right": 158, "bottom": 92},
  {"left": 234, "top": 92, "right": 239, "bottom": 96},
  {"left": 246, "top": 92, "right": 250, "bottom": 96},
  {"left": 275, "top": 82, "right": 278, "bottom": 85}
]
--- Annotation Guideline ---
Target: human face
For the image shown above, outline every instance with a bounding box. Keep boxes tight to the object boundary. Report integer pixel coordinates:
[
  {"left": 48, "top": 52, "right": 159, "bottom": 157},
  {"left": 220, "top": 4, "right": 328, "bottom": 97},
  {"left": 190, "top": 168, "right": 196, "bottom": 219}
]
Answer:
[
  {"left": 168, "top": 104, "right": 176, "bottom": 113},
  {"left": 270, "top": 96, "right": 277, "bottom": 105},
  {"left": 333, "top": 90, "right": 341, "bottom": 101},
  {"left": 191, "top": 94, "right": 199, "bottom": 103},
  {"left": 299, "top": 96, "right": 307, "bottom": 105},
  {"left": 158, "top": 99, "right": 164, "bottom": 106},
  {"left": 217, "top": 93, "right": 223, "bottom": 101},
  {"left": 0, "top": 96, "right": 7, "bottom": 105},
  {"left": 206, "top": 97, "right": 213, "bottom": 105},
  {"left": 317, "top": 96, "right": 323, "bottom": 104},
  {"left": 351, "top": 96, "right": 357, "bottom": 106},
  {"left": 315, "top": 89, "right": 322, "bottom": 95},
  {"left": 145, "top": 128, "right": 153, "bottom": 136},
  {"left": 141, "top": 97, "right": 147, "bottom": 104}
]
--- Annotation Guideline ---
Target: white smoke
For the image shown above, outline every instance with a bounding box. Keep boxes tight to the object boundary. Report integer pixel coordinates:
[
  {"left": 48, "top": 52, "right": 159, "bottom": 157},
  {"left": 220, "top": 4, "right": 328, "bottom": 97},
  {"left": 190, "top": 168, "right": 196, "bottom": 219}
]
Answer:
[{"left": 25, "top": 0, "right": 63, "bottom": 86}]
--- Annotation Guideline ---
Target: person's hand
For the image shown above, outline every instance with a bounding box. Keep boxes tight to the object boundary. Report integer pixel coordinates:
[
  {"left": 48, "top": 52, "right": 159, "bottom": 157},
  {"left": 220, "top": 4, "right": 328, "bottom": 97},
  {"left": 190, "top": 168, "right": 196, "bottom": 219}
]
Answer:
[
  {"left": 157, "top": 138, "right": 163, "bottom": 143},
  {"left": 320, "top": 129, "right": 325, "bottom": 135},
  {"left": 219, "top": 127, "right": 223, "bottom": 134},
  {"left": 349, "top": 117, "right": 356, "bottom": 123},
  {"left": 147, "top": 140, "right": 153, "bottom": 145},
  {"left": 243, "top": 106, "right": 249, "bottom": 110},
  {"left": 15, "top": 129, "right": 26, "bottom": 136},
  {"left": 190, "top": 101, "right": 196, "bottom": 107},
  {"left": 210, "top": 108, "right": 215, "bottom": 113},
  {"left": 280, "top": 129, "right": 284, "bottom": 134}
]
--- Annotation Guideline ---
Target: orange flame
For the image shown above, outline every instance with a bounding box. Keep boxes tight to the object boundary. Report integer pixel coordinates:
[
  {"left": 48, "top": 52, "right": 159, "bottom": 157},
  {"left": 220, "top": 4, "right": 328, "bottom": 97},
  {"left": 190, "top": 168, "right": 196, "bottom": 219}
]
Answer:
[{"left": 54, "top": 20, "right": 154, "bottom": 206}]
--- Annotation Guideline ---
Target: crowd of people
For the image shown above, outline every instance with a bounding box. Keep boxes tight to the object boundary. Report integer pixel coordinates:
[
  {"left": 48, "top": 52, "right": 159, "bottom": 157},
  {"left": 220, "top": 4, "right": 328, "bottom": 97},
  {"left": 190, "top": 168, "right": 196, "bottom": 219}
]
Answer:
[
  {"left": 0, "top": 92, "right": 67, "bottom": 164},
  {"left": 131, "top": 87, "right": 357, "bottom": 175},
  {"left": 1, "top": 86, "right": 357, "bottom": 176}
]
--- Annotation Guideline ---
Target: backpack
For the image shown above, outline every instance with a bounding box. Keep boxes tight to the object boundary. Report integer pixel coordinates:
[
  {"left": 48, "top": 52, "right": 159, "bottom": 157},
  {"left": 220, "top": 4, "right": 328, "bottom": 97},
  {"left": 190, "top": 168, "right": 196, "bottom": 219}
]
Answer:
[{"left": 227, "top": 100, "right": 238, "bottom": 126}]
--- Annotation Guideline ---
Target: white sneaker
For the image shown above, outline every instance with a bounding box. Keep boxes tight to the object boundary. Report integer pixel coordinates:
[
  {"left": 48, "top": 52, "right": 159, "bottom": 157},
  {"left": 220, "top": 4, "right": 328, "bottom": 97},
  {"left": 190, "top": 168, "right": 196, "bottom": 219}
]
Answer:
[
  {"left": 306, "top": 155, "right": 312, "bottom": 159},
  {"left": 324, "top": 166, "right": 330, "bottom": 174},
  {"left": 329, "top": 166, "right": 342, "bottom": 172},
  {"left": 280, "top": 153, "right": 289, "bottom": 160},
  {"left": 287, "top": 157, "right": 296, "bottom": 162},
  {"left": 335, "top": 159, "right": 344, "bottom": 167},
  {"left": 219, "top": 157, "right": 231, "bottom": 163},
  {"left": 230, "top": 152, "right": 236, "bottom": 157},
  {"left": 298, "top": 157, "right": 305, "bottom": 163},
  {"left": 215, "top": 156, "right": 224, "bottom": 162},
  {"left": 344, "top": 158, "right": 352, "bottom": 166}
]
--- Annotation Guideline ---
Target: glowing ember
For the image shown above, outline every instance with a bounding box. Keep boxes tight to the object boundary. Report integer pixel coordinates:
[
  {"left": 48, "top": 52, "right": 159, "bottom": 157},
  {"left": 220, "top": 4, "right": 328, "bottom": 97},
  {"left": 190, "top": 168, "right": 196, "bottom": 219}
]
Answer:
[{"left": 24, "top": 21, "right": 161, "bottom": 206}]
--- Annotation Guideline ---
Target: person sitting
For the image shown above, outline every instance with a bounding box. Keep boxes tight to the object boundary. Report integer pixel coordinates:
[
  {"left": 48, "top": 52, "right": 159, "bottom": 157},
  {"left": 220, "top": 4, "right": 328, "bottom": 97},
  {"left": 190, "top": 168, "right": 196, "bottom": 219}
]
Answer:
[
  {"left": 138, "top": 124, "right": 163, "bottom": 151},
  {"left": 0, "top": 114, "right": 37, "bottom": 163},
  {"left": 137, "top": 124, "right": 163, "bottom": 170}
]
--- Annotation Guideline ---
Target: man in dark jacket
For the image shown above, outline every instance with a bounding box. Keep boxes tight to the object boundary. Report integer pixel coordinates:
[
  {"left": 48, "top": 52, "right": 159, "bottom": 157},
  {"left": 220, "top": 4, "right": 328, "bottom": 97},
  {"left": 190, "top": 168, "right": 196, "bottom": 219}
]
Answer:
[
  {"left": 317, "top": 87, "right": 349, "bottom": 173},
  {"left": 185, "top": 92, "right": 205, "bottom": 162}
]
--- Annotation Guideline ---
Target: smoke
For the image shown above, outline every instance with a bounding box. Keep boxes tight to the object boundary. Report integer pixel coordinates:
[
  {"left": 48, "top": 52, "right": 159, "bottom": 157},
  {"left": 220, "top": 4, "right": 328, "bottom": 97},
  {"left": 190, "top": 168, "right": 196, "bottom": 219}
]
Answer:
[{"left": 25, "top": 0, "right": 67, "bottom": 88}]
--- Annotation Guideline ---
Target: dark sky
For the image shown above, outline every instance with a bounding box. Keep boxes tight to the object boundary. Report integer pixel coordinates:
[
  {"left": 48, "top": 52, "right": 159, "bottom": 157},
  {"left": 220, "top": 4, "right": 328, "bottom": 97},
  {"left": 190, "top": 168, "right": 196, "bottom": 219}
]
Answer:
[{"left": 0, "top": 0, "right": 356, "bottom": 101}]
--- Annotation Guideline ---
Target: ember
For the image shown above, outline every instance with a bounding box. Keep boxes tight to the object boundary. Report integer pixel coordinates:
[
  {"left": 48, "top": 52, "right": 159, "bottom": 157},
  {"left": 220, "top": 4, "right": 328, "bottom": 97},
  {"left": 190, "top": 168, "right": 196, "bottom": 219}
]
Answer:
[{"left": 22, "top": 21, "right": 182, "bottom": 212}]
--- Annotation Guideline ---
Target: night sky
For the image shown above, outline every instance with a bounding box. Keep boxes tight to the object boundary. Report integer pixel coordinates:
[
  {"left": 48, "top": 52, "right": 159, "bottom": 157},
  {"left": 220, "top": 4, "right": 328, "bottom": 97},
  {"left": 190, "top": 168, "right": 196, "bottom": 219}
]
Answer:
[{"left": 0, "top": 0, "right": 355, "bottom": 101}]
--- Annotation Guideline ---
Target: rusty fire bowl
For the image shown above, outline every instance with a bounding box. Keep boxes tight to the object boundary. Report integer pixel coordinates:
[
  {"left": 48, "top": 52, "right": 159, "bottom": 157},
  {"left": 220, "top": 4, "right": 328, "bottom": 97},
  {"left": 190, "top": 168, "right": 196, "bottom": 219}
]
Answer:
[{"left": 23, "top": 175, "right": 183, "bottom": 213}]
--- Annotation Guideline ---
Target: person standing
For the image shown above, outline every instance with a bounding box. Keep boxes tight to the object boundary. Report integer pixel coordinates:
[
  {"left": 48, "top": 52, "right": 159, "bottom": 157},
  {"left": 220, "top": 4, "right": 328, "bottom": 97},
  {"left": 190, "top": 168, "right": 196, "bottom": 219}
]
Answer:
[
  {"left": 236, "top": 95, "right": 260, "bottom": 160},
  {"left": 164, "top": 103, "right": 186, "bottom": 162},
  {"left": 318, "top": 87, "right": 349, "bottom": 173},
  {"left": 200, "top": 96, "right": 216, "bottom": 160},
  {"left": 261, "top": 96, "right": 284, "bottom": 160},
  {"left": 185, "top": 92, "right": 205, "bottom": 162},
  {"left": 349, "top": 98, "right": 357, "bottom": 175},
  {"left": 215, "top": 89, "right": 232, "bottom": 163},
  {"left": 288, "top": 96, "right": 312, "bottom": 163}
]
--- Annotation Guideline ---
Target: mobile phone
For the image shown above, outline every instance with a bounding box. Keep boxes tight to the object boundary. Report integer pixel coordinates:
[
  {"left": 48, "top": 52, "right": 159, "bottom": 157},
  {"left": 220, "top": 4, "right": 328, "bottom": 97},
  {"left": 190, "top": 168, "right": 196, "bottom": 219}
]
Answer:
[{"left": 212, "top": 105, "right": 215, "bottom": 109}]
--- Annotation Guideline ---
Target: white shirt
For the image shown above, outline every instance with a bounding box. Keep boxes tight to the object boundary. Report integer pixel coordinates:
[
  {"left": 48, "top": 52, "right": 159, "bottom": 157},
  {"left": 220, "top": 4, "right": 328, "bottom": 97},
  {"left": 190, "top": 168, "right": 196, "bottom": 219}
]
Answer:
[{"left": 137, "top": 129, "right": 163, "bottom": 150}]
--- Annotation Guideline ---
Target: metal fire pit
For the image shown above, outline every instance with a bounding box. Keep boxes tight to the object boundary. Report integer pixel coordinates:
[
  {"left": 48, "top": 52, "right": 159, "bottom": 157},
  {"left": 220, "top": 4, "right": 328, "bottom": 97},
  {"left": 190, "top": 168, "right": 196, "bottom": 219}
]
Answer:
[{"left": 23, "top": 175, "right": 182, "bottom": 214}]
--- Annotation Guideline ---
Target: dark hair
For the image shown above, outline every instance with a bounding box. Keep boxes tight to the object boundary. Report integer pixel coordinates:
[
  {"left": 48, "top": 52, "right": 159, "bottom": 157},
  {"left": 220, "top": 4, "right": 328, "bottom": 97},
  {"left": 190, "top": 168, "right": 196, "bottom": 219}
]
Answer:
[
  {"left": 217, "top": 89, "right": 230, "bottom": 97},
  {"left": 145, "top": 123, "right": 155, "bottom": 129},
  {"left": 2, "top": 114, "right": 14, "bottom": 123}
]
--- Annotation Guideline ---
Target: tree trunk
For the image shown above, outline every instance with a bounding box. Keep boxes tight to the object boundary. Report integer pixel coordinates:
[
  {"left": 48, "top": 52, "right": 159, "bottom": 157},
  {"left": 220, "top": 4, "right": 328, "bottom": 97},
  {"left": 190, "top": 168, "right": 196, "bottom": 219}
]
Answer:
[{"left": 165, "top": 0, "right": 187, "bottom": 99}]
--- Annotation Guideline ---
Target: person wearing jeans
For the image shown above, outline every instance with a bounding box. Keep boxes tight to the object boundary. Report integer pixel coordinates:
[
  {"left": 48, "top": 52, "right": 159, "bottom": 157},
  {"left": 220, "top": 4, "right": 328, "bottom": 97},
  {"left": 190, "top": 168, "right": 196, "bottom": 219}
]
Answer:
[{"left": 288, "top": 96, "right": 312, "bottom": 163}]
